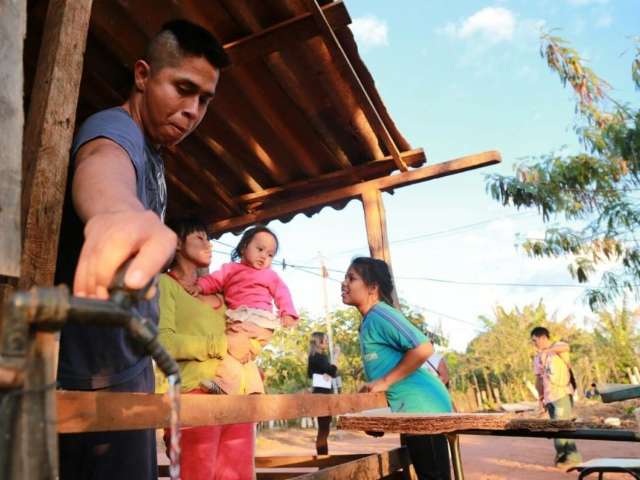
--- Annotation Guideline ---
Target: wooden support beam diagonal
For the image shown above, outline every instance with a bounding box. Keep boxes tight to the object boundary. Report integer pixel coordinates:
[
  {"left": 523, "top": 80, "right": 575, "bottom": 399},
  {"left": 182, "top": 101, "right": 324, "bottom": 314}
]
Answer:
[
  {"left": 302, "top": 0, "right": 407, "bottom": 172},
  {"left": 223, "top": 1, "right": 351, "bottom": 65},
  {"left": 209, "top": 151, "right": 501, "bottom": 234},
  {"left": 56, "top": 391, "right": 387, "bottom": 433}
]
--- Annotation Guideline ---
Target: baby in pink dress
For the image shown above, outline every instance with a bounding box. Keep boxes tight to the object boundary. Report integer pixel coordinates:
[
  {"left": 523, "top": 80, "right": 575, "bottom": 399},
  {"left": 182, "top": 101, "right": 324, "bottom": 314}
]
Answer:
[{"left": 193, "top": 225, "right": 298, "bottom": 394}]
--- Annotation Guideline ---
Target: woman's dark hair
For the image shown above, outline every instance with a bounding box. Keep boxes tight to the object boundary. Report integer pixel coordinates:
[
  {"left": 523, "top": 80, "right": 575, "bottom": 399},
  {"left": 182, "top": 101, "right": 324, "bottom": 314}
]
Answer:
[
  {"left": 530, "top": 326, "right": 550, "bottom": 339},
  {"left": 167, "top": 217, "right": 208, "bottom": 241},
  {"left": 349, "top": 257, "right": 395, "bottom": 305},
  {"left": 231, "top": 225, "right": 279, "bottom": 262},
  {"left": 165, "top": 218, "right": 208, "bottom": 271}
]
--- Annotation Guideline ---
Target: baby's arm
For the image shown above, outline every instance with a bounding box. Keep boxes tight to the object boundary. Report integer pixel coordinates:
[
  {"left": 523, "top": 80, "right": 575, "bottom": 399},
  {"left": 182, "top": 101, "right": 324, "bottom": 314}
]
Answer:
[
  {"left": 270, "top": 273, "right": 299, "bottom": 326},
  {"left": 196, "top": 267, "right": 225, "bottom": 295}
]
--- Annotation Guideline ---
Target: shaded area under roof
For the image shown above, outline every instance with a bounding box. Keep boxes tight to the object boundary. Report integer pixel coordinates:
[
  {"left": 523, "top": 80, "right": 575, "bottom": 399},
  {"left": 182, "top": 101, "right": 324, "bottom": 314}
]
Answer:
[{"left": 25, "top": 0, "right": 426, "bottom": 235}]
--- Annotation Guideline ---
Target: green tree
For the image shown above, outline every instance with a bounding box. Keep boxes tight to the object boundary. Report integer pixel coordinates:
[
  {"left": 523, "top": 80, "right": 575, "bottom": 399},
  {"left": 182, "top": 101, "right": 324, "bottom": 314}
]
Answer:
[
  {"left": 261, "top": 301, "right": 435, "bottom": 393},
  {"left": 592, "top": 305, "right": 640, "bottom": 379},
  {"left": 449, "top": 301, "right": 594, "bottom": 404},
  {"left": 486, "top": 34, "right": 640, "bottom": 309}
]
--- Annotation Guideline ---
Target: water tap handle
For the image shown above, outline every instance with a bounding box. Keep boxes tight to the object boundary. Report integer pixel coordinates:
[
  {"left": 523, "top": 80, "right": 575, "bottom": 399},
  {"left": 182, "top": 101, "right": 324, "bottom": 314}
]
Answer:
[
  {"left": 109, "top": 260, "right": 156, "bottom": 309},
  {"left": 109, "top": 261, "right": 180, "bottom": 381}
]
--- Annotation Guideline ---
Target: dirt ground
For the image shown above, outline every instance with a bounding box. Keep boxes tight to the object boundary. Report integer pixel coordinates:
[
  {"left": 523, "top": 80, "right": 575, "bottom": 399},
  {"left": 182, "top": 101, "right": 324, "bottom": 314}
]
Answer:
[
  {"left": 255, "top": 400, "right": 640, "bottom": 479},
  {"left": 256, "top": 428, "right": 639, "bottom": 479},
  {"left": 158, "top": 400, "right": 639, "bottom": 478}
]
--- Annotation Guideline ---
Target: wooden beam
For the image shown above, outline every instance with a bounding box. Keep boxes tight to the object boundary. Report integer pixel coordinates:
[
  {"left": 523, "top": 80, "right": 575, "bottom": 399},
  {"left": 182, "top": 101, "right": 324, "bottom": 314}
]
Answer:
[
  {"left": 302, "top": 0, "right": 407, "bottom": 172},
  {"left": 361, "top": 189, "right": 391, "bottom": 265},
  {"left": 223, "top": 1, "right": 351, "bottom": 66},
  {"left": 361, "top": 188, "right": 399, "bottom": 307},
  {"left": 255, "top": 454, "right": 368, "bottom": 469},
  {"left": 338, "top": 412, "right": 620, "bottom": 435},
  {"left": 14, "top": 2, "right": 93, "bottom": 479},
  {"left": 292, "top": 448, "right": 412, "bottom": 480},
  {"left": 0, "top": 0, "right": 25, "bottom": 278},
  {"left": 209, "top": 150, "right": 501, "bottom": 234},
  {"left": 57, "top": 391, "right": 387, "bottom": 433},
  {"left": 20, "top": 0, "right": 92, "bottom": 288},
  {"left": 218, "top": 0, "right": 385, "bottom": 163},
  {"left": 237, "top": 149, "right": 426, "bottom": 208}
]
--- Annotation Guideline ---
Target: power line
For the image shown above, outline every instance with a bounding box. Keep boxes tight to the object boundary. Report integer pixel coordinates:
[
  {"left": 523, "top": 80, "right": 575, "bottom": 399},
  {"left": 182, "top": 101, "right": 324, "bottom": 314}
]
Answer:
[
  {"left": 306, "top": 212, "right": 535, "bottom": 260},
  {"left": 213, "top": 246, "right": 598, "bottom": 289},
  {"left": 396, "top": 275, "right": 593, "bottom": 289},
  {"left": 421, "top": 307, "right": 484, "bottom": 330}
]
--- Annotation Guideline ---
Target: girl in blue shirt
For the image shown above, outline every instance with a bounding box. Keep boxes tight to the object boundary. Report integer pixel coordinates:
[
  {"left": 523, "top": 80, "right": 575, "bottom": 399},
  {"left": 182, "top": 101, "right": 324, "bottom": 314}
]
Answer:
[{"left": 342, "top": 257, "right": 452, "bottom": 480}]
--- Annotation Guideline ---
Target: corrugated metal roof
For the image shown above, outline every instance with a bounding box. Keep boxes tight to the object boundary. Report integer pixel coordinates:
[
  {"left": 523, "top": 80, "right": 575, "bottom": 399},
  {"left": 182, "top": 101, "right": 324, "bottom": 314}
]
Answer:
[{"left": 25, "top": 0, "right": 426, "bottom": 235}]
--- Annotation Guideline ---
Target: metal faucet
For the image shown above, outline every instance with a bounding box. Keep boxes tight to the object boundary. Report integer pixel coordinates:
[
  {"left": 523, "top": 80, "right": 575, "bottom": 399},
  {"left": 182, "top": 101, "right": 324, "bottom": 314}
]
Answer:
[
  {"left": 0, "top": 267, "right": 179, "bottom": 479},
  {"left": 1, "top": 279, "right": 180, "bottom": 381}
]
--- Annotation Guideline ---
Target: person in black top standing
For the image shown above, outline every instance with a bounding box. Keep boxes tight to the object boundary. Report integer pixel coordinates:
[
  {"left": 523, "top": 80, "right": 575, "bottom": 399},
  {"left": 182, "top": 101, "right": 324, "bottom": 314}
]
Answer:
[{"left": 307, "top": 332, "right": 340, "bottom": 455}]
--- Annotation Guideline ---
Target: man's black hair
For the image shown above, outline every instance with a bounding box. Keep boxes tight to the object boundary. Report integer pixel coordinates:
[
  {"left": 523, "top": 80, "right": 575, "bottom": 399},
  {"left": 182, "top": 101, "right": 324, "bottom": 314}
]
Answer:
[
  {"left": 148, "top": 19, "right": 230, "bottom": 70},
  {"left": 530, "top": 326, "right": 550, "bottom": 338}
]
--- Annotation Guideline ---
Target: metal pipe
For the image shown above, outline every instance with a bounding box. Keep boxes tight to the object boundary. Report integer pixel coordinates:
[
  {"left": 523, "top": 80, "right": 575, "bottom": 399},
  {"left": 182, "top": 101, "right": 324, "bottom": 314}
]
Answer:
[
  {"left": 1, "top": 285, "right": 180, "bottom": 380},
  {"left": 447, "top": 434, "right": 465, "bottom": 480}
]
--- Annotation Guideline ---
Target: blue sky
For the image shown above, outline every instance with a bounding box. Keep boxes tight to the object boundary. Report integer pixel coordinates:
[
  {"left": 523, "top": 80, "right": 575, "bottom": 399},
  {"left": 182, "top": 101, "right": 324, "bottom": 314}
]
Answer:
[{"left": 217, "top": 0, "right": 639, "bottom": 351}]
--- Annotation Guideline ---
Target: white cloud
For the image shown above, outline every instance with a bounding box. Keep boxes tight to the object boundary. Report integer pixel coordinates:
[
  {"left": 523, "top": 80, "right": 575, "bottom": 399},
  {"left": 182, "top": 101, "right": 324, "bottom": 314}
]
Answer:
[
  {"left": 350, "top": 15, "right": 389, "bottom": 48},
  {"left": 439, "top": 7, "right": 516, "bottom": 44}
]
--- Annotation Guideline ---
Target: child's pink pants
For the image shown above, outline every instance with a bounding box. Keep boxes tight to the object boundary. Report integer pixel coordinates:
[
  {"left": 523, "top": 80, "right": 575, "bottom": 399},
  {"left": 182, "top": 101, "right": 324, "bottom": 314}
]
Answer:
[{"left": 164, "top": 392, "right": 255, "bottom": 479}]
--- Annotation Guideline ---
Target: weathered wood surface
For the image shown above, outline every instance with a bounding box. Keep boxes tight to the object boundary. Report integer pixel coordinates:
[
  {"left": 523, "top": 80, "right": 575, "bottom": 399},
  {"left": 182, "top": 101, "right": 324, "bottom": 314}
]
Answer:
[
  {"left": 238, "top": 149, "right": 426, "bottom": 209},
  {"left": 13, "top": 1, "right": 93, "bottom": 479},
  {"left": 338, "top": 412, "right": 637, "bottom": 435},
  {"left": 599, "top": 383, "right": 640, "bottom": 403},
  {"left": 362, "top": 188, "right": 392, "bottom": 265},
  {"left": 20, "top": 0, "right": 92, "bottom": 289},
  {"left": 302, "top": 0, "right": 407, "bottom": 172},
  {"left": 291, "top": 448, "right": 412, "bottom": 480},
  {"left": 224, "top": 1, "right": 351, "bottom": 66},
  {"left": 57, "top": 391, "right": 387, "bottom": 433},
  {"left": 210, "top": 151, "right": 501, "bottom": 233},
  {"left": 0, "top": 0, "right": 25, "bottom": 278},
  {"left": 361, "top": 187, "right": 400, "bottom": 306},
  {"left": 255, "top": 454, "right": 368, "bottom": 469},
  {"left": 24, "top": 0, "right": 418, "bottom": 230}
]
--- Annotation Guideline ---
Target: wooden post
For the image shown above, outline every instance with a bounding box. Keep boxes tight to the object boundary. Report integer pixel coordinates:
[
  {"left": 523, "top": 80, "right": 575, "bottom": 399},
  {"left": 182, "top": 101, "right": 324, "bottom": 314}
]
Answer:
[
  {"left": 12, "top": 1, "right": 93, "bottom": 478},
  {"left": 0, "top": 0, "right": 25, "bottom": 280},
  {"left": 360, "top": 187, "right": 399, "bottom": 306}
]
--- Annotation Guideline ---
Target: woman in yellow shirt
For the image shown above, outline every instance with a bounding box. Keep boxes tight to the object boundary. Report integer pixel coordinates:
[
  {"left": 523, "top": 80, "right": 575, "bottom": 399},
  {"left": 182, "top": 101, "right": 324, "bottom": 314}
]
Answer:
[{"left": 157, "top": 218, "right": 255, "bottom": 480}]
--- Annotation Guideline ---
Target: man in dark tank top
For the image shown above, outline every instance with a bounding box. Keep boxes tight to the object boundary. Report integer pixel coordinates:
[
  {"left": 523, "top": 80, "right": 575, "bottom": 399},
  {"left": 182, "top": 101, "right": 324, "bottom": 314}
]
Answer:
[{"left": 55, "top": 20, "right": 229, "bottom": 479}]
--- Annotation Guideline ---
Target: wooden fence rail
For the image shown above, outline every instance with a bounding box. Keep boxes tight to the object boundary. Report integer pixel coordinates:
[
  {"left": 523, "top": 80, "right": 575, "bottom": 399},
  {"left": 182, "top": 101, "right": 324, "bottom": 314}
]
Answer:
[{"left": 57, "top": 391, "right": 387, "bottom": 433}]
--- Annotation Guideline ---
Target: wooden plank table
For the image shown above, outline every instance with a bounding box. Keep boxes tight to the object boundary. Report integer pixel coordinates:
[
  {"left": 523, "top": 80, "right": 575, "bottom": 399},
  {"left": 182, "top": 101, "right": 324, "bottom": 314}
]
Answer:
[{"left": 338, "top": 412, "right": 640, "bottom": 480}]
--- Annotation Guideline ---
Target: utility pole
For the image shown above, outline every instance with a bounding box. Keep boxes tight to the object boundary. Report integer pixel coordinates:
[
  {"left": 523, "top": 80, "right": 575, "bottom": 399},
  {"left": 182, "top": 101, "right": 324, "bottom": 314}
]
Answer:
[{"left": 319, "top": 253, "right": 337, "bottom": 393}]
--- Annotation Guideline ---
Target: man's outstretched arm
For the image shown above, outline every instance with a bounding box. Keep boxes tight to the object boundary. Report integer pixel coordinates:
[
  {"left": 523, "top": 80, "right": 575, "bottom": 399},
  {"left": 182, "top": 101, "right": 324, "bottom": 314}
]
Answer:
[{"left": 72, "top": 138, "right": 176, "bottom": 298}]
